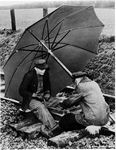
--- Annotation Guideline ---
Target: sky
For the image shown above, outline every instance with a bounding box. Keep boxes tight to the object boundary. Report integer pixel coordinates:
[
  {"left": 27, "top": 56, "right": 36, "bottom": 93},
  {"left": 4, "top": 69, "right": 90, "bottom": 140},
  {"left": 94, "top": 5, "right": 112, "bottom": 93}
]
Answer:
[
  {"left": 0, "top": 0, "right": 35, "bottom": 6},
  {"left": 0, "top": 0, "right": 114, "bottom": 7}
]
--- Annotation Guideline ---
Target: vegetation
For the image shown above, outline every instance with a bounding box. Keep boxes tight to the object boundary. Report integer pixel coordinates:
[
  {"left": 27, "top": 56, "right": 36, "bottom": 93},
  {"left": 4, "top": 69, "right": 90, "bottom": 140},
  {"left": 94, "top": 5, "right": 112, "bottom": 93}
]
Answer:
[{"left": 84, "top": 34, "right": 115, "bottom": 95}]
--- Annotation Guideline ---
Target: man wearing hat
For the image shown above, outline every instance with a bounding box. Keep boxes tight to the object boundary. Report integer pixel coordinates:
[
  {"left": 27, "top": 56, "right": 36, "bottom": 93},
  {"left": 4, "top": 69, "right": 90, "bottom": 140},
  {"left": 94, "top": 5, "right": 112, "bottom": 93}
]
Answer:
[
  {"left": 19, "top": 59, "right": 56, "bottom": 130},
  {"left": 59, "top": 71, "right": 109, "bottom": 132}
]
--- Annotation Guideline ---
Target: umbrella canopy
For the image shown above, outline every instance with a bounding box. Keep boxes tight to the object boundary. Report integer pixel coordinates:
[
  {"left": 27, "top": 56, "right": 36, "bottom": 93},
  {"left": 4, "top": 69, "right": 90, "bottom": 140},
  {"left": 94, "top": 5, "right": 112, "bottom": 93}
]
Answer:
[{"left": 4, "top": 5, "right": 104, "bottom": 101}]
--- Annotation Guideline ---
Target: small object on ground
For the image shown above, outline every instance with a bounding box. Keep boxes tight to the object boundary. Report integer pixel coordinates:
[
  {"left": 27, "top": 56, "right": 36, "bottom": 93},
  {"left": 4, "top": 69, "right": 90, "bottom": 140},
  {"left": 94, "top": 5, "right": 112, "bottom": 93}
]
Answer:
[
  {"left": 19, "top": 108, "right": 31, "bottom": 113},
  {"left": 85, "top": 125, "right": 101, "bottom": 135},
  {"left": 25, "top": 109, "right": 31, "bottom": 113},
  {"left": 48, "top": 129, "right": 86, "bottom": 148}
]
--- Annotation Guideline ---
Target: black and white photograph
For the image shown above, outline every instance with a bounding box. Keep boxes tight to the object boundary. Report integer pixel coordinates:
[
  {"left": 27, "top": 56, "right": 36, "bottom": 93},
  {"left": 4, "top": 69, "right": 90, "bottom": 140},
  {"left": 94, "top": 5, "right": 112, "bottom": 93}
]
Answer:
[{"left": 0, "top": 0, "right": 115, "bottom": 149}]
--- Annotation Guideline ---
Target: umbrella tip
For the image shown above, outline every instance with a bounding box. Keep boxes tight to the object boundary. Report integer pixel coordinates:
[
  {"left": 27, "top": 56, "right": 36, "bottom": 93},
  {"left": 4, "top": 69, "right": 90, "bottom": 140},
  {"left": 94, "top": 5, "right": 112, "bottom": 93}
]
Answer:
[{"left": 29, "top": 29, "right": 32, "bottom": 33}]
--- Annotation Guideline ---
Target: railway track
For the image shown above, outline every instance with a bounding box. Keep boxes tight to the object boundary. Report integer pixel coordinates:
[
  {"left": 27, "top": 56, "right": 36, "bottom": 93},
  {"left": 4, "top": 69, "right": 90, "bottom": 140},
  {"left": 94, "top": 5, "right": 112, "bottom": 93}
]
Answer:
[{"left": 0, "top": 69, "right": 115, "bottom": 143}]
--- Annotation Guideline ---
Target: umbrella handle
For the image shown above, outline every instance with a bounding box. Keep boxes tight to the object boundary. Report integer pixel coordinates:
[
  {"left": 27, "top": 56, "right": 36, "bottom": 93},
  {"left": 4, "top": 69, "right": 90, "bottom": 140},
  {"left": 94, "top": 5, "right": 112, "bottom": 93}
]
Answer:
[{"left": 40, "top": 40, "right": 73, "bottom": 78}]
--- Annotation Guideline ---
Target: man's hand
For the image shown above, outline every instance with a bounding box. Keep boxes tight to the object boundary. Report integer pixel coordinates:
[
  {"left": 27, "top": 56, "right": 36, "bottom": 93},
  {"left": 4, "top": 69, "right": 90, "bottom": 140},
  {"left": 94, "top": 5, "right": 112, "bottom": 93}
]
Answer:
[
  {"left": 44, "top": 93, "right": 50, "bottom": 101},
  {"left": 32, "top": 93, "right": 43, "bottom": 101},
  {"left": 60, "top": 99, "right": 72, "bottom": 109},
  {"left": 32, "top": 93, "right": 37, "bottom": 97}
]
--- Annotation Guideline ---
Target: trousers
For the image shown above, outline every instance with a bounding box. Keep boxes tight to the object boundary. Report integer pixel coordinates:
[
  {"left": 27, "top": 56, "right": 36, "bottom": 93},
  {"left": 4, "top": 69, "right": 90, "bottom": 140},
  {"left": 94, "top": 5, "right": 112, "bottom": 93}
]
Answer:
[
  {"left": 29, "top": 99, "right": 56, "bottom": 129},
  {"left": 59, "top": 113, "right": 85, "bottom": 131}
]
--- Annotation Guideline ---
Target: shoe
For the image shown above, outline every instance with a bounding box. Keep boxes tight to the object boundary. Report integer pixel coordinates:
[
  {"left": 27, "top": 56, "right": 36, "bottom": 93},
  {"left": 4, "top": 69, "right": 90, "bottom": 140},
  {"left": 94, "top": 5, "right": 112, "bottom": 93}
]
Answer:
[
  {"left": 40, "top": 125, "right": 53, "bottom": 138},
  {"left": 51, "top": 124, "right": 63, "bottom": 136}
]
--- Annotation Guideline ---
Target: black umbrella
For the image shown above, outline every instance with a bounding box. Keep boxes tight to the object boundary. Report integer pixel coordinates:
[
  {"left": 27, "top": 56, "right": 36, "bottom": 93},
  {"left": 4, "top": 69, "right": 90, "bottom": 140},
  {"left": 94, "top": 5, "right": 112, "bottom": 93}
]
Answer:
[{"left": 4, "top": 5, "right": 104, "bottom": 102}]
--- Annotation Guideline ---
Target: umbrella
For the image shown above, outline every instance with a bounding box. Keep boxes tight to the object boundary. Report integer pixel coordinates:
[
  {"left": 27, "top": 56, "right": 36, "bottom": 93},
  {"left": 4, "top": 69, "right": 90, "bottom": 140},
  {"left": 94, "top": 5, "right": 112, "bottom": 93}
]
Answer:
[{"left": 4, "top": 5, "right": 104, "bottom": 102}]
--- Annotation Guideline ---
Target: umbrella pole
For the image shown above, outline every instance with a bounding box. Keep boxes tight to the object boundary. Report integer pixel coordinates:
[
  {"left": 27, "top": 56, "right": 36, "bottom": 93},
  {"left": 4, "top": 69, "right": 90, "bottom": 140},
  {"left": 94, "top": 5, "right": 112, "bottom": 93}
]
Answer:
[
  {"left": 28, "top": 30, "right": 72, "bottom": 78},
  {"left": 40, "top": 41, "right": 73, "bottom": 78}
]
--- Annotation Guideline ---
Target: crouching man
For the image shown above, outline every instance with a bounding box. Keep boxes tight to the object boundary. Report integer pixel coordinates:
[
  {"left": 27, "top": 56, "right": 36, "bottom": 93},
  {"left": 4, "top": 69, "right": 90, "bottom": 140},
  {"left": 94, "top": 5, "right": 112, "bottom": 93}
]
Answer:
[
  {"left": 19, "top": 59, "right": 56, "bottom": 133},
  {"left": 59, "top": 71, "right": 110, "bottom": 133}
]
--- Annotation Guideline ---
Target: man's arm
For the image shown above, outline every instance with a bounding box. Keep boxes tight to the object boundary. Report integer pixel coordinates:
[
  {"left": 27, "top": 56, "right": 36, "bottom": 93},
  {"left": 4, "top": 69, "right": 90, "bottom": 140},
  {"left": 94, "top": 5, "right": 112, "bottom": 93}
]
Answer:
[
  {"left": 19, "top": 73, "right": 32, "bottom": 99},
  {"left": 60, "top": 93, "right": 82, "bottom": 109},
  {"left": 43, "top": 69, "right": 51, "bottom": 93},
  {"left": 43, "top": 69, "right": 51, "bottom": 101}
]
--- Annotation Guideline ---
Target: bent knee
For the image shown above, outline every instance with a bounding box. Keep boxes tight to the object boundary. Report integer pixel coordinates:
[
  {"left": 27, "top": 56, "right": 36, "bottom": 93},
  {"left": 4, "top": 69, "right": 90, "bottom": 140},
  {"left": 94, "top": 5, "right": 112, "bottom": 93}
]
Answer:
[{"left": 29, "top": 99, "right": 44, "bottom": 109}]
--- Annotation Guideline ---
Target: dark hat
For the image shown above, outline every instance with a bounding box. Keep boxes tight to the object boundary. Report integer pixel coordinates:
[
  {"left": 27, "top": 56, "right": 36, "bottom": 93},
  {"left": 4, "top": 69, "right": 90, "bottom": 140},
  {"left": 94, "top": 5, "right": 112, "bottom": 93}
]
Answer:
[
  {"left": 34, "top": 59, "right": 48, "bottom": 69},
  {"left": 72, "top": 71, "right": 87, "bottom": 79}
]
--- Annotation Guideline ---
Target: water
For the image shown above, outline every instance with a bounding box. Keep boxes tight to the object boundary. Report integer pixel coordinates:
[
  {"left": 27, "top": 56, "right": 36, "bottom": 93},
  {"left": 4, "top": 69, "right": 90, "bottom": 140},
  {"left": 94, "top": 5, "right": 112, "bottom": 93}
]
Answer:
[{"left": 0, "top": 8, "right": 115, "bottom": 35}]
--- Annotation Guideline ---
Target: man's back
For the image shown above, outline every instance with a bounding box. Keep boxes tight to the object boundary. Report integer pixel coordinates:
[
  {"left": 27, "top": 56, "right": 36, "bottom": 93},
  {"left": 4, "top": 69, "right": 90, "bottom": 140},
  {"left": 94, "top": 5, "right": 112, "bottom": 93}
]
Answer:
[{"left": 78, "top": 80, "right": 109, "bottom": 125}]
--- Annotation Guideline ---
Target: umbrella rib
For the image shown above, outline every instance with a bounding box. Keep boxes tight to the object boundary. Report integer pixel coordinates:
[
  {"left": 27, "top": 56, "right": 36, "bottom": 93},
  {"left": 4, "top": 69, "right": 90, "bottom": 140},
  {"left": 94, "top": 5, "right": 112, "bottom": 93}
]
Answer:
[
  {"left": 18, "top": 48, "right": 46, "bottom": 53},
  {"left": 3, "top": 35, "right": 38, "bottom": 68},
  {"left": 43, "top": 6, "right": 95, "bottom": 41},
  {"left": 64, "top": 25, "right": 103, "bottom": 32},
  {"left": 29, "top": 46, "right": 44, "bottom": 70},
  {"left": 27, "top": 29, "right": 49, "bottom": 55},
  {"left": 42, "top": 25, "right": 102, "bottom": 50},
  {"left": 45, "top": 41, "right": 97, "bottom": 54},
  {"left": 28, "top": 29, "right": 41, "bottom": 44},
  {"left": 18, "top": 44, "right": 39, "bottom": 49},
  {"left": 46, "top": 19, "right": 50, "bottom": 49},
  {"left": 55, "top": 42, "right": 97, "bottom": 54},
  {"left": 6, "top": 46, "right": 38, "bottom": 92},
  {"left": 27, "top": 30, "right": 72, "bottom": 77},
  {"left": 53, "top": 44, "right": 69, "bottom": 51},
  {"left": 6, "top": 44, "right": 40, "bottom": 94},
  {"left": 51, "top": 23, "right": 62, "bottom": 49},
  {"left": 3, "top": 51, "right": 16, "bottom": 68},
  {"left": 41, "top": 19, "right": 47, "bottom": 40},
  {"left": 41, "top": 20, "right": 48, "bottom": 57},
  {"left": 26, "top": 6, "right": 90, "bottom": 32},
  {"left": 48, "top": 25, "right": 103, "bottom": 41},
  {"left": 45, "top": 25, "right": 102, "bottom": 51},
  {"left": 28, "top": 27, "right": 97, "bottom": 55},
  {"left": 52, "top": 30, "right": 71, "bottom": 50},
  {"left": 44, "top": 20, "right": 63, "bottom": 41},
  {"left": 18, "top": 48, "right": 38, "bottom": 52}
]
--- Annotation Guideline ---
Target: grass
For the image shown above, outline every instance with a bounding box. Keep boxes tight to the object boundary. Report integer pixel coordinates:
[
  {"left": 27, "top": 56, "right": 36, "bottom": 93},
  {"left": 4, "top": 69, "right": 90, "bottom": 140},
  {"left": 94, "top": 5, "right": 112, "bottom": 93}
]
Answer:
[{"left": 84, "top": 35, "right": 115, "bottom": 95}]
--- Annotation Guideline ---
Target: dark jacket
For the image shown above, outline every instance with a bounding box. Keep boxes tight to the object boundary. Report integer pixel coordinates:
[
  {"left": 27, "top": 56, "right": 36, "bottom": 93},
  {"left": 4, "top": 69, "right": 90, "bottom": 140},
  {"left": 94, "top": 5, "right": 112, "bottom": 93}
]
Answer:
[{"left": 19, "top": 68, "right": 51, "bottom": 109}]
